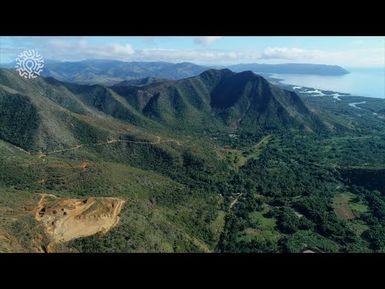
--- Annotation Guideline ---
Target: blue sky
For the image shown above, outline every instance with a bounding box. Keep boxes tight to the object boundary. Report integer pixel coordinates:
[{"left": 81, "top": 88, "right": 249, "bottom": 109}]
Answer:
[{"left": 1, "top": 36, "right": 384, "bottom": 67}]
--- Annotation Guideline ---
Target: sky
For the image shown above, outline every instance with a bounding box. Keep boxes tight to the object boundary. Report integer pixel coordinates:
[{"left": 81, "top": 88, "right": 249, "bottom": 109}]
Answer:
[{"left": 1, "top": 36, "right": 384, "bottom": 68}]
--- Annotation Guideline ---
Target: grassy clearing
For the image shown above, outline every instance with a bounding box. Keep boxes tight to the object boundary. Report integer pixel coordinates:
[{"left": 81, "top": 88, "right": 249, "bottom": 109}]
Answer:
[
  {"left": 333, "top": 192, "right": 368, "bottom": 220},
  {"left": 332, "top": 192, "right": 368, "bottom": 220},
  {"left": 350, "top": 202, "right": 368, "bottom": 215},
  {"left": 249, "top": 210, "right": 276, "bottom": 230},
  {"left": 221, "top": 135, "right": 272, "bottom": 169},
  {"left": 350, "top": 221, "right": 369, "bottom": 237},
  {"left": 238, "top": 206, "right": 280, "bottom": 243},
  {"left": 333, "top": 194, "right": 354, "bottom": 220},
  {"left": 238, "top": 134, "right": 272, "bottom": 166}
]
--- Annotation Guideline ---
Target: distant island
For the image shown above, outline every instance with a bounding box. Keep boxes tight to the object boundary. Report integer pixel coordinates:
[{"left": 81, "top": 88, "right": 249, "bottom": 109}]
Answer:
[{"left": 228, "top": 63, "right": 349, "bottom": 76}]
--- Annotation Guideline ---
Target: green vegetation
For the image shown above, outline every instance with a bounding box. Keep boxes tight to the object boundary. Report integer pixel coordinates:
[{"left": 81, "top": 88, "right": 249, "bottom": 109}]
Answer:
[
  {"left": 332, "top": 192, "right": 368, "bottom": 219},
  {"left": 221, "top": 134, "right": 272, "bottom": 169},
  {"left": 284, "top": 231, "right": 339, "bottom": 253},
  {"left": 0, "top": 91, "right": 40, "bottom": 150},
  {"left": 1, "top": 67, "right": 385, "bottom": 253}
]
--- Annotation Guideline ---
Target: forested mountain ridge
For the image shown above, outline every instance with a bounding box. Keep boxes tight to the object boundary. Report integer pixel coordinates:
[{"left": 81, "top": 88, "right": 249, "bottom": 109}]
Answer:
[
  {"left": 1, "top": 66, "right": 384, "bottom": 254},
  {"left": 110, "top": 69, "right": 328, "bottom": 132},
  {"left": 0, "top": 68, "right": 328, "bottom": 151}
]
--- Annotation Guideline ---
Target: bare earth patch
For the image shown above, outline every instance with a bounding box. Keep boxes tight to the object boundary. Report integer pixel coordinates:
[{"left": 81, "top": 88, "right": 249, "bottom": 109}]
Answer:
[
  {"left": 333, "top": 195, "right": 354, "bottom": 220},
  {"left": 0, "top": 192, "right": 125, "bottom": 253},
  {"left": 244, "top": 228, "right": 262, "bottom": 237},
  {"left": 34, "top": 194, "right": 125, "bottom": 251}
]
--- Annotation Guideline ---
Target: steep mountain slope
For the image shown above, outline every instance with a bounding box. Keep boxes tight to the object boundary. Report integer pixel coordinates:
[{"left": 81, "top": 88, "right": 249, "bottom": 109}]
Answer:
[
  {"left": 0, "top": 68, "right": 162, "bottom": 151},
  {"left": 0, "top": 67, "right": 329, "bottom": 153},
  {"left": 110, "top": 69, "right": 328, "bottom": 132},
  {"left": 206, "top": 69, "right": 325, "bottom": 131}
]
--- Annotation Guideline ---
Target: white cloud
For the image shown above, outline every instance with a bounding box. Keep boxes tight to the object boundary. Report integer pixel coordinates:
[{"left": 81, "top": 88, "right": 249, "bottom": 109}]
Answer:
[
  {"left": 194, "top": 36, "right": 222, "bottom": 45},
  {"left": 261, "top": 47, "right": 321, "bottom": 60},
  {"left": 37, "top": 40, "right": 135, "bottom": 61},
  {"left": 109, "top": 44, "right": 135, "bottom": 55},
  {"left": 1, "top": 37, "right": 383, "bottom": 67},
  {"left": 15, "top": 45, "right": 385, "bottom": 67}
]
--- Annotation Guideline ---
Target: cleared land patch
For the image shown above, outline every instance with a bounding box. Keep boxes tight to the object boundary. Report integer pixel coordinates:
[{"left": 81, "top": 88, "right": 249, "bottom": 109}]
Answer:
[
  {"left": 332, "top": 192, "right": 368, "bottom": 220},
  {"left": 35, "top": 195, "right": 125, "bottom": 247}
]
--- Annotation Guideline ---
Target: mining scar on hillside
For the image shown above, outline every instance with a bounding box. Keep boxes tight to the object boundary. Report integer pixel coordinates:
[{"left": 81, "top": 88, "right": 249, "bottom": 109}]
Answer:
[{"left": 35, "top": 195, "right": 125, "bottom": 247}]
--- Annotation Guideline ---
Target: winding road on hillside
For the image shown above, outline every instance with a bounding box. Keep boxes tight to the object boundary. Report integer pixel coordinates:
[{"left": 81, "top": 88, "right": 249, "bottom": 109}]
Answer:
[{"left": 38, "top": 135, "right": 182, "bottom": 158}]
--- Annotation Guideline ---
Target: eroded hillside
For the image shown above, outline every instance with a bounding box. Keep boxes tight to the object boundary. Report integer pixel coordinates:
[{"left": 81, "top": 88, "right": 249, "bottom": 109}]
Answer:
[{"left": 0, "top": 193, "right": 125, "bottom": 253}]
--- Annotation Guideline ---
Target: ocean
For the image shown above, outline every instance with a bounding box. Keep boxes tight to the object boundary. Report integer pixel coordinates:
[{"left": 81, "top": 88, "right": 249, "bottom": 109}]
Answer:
[{"left": 268, "top": 67, "right": 385, "bottom": 99}]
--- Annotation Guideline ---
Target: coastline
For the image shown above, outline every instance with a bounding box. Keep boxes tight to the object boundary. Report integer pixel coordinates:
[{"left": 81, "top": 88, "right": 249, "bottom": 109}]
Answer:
[
  {"left": 261, "top": 73, "right": 385, "bottom": 120},
  {"left": 259, "top": 69, "right": 385, "bottom": 99}
]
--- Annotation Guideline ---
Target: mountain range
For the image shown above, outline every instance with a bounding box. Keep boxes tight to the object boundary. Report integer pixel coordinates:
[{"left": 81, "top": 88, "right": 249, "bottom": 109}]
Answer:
[
  {"left": 1, "top": 64, "right": 384, "bottom": 254},
  {"left": 0, "top": 68, "right": 328, "bottom": 152},
  {"left": 1, "top": 60, "right": 349, "bottom": 85}
]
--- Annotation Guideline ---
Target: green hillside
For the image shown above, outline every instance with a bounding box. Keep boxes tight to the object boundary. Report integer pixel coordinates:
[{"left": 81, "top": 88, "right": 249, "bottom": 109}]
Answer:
[{"left": 1, "top": 67, "right": 384, "bottom": 253}]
